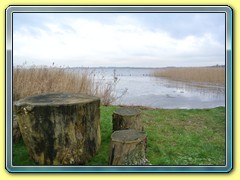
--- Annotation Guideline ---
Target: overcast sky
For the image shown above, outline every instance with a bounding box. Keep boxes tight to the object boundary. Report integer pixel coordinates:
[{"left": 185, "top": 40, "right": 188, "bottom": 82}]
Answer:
[{"left": 13, "top": 13, "right": 225, "bottom": 67}]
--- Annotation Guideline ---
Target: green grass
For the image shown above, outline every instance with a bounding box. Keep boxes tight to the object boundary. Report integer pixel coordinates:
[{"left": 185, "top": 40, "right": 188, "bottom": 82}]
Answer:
[
  {"left": 12, "top": 106, "right": 225, "bottom": 166},
  {"left": 12, "top": 140, "right": 35, "bottom": 165}
]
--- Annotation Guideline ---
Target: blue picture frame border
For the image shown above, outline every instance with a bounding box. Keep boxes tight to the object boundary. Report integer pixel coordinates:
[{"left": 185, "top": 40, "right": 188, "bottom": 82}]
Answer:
[{"left": 5, "top": 5, "right": 233, "bottom": 173}]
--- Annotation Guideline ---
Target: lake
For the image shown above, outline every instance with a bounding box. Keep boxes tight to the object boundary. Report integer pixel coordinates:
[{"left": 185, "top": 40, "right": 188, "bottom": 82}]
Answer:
[{"left": 73, "top": 67, "right": 225, "bottom": 109}]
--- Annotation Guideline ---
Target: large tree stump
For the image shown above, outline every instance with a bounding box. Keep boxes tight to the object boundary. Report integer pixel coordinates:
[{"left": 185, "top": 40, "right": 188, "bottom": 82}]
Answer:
[
  {"left": 112, "top": 107, "right": 143, "bottom": 132},
  {"left": 109, "top": 129, "right": 149, "bottom": 165},
  {"left": 14, "top": 92, "right": 101, "bottom": 165}
]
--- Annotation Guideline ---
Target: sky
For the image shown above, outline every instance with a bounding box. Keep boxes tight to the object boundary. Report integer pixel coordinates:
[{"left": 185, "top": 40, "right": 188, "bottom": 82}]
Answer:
[{"left": 13, "top": 13, "right": 226, "bottom": 67}]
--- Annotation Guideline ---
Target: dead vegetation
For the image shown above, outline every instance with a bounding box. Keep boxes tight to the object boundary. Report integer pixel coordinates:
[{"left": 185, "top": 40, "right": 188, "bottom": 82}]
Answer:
[
  {"left": 13, "top": 66, "right": 120, "bottom": 105},
  {"left": 153, "top": 67, "right": 225, "bottom": 85}
]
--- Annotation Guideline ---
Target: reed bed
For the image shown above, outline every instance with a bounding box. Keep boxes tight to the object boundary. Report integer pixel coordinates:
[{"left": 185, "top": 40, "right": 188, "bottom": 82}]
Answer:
[
  {"left": 13, "top": 66, "right": 118, "bottom": 105},
  {"left": 153, "top": 67, "right": 225, "bottom": 85}
]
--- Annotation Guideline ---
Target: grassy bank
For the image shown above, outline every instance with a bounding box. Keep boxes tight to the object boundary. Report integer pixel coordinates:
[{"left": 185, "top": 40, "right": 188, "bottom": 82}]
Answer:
[
  {"left": 153, "top": 67, "right": 225, "bottom": 85},
  {"left": 13, "top": 66, "right": 118, "bottom": 105},
  {"left": 13, "top": 106, "right": 225, "bottom": 166}
]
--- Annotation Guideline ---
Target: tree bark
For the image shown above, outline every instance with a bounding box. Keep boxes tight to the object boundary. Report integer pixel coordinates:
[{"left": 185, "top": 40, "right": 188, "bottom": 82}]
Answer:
[
  {"left": 14, "top": 92, "right": 101, "bottom": 165},
  {"left": 112, "top": 107, "right": 143, "bottom": 132},
  {"left": 13, "top": 114, "right": 22, "bottom": 143},
  {"left": 109, "top": 129, "right": 150, "bottom": 165},
  {"left": 13, "top": 103, "right": 22, "bottom": 143}
]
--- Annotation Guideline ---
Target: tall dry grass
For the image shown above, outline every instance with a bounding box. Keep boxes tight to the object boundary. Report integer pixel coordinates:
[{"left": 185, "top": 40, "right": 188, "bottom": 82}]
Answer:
[
  {"left": 13, "top": 66, "right": 118, "bottom": 105},
  {"left": 153, "top": 67, "right": 225, "bottom": 85}
]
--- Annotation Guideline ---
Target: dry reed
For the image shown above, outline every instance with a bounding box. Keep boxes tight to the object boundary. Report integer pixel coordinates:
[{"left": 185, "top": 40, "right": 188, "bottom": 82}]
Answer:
[
  {"left": 13, "top": 66, "right": 118, "bottom": 105},
  {"left": 153, "top": 67, "right": 225, "bottom": 85}
]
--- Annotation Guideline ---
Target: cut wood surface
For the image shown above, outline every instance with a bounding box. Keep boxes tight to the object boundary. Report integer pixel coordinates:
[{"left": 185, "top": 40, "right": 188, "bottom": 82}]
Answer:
[
  {"left": 109, "top": 129, "right": 150, "bottom": 165},
  {"left": 112, "top": 107, "right": 143, "bottom": 132},
  {"left": 15, "top": 92, "right": 101, "bottom": 165}
]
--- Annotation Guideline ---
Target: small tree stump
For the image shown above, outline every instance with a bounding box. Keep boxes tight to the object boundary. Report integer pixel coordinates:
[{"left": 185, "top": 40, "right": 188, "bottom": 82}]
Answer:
[
  {"left": 14, "top": 92, "right": 101, "bottom": 165},
  {"left": 112, "top": 107, "right": 143, "bottom": 132},
  {"left": 109, "top": 129, "right": 149, "bottom": 165}
]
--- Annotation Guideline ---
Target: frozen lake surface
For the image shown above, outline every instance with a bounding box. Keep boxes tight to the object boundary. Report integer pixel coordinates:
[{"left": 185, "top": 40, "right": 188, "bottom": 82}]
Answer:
[{"left": 75, "top": 67, "right": 225, "bottom": 109}]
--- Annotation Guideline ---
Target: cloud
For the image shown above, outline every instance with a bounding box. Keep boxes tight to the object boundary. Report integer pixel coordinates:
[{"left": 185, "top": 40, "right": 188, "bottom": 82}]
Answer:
[{"left": 13, "top": 13, "right": 225, "bottom": 67}]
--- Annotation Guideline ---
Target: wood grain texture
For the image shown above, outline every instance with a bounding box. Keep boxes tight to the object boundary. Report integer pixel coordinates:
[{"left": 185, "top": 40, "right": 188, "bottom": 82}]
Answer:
[{"left": 15, "top": 92, "right": 101, "bottom": 165}]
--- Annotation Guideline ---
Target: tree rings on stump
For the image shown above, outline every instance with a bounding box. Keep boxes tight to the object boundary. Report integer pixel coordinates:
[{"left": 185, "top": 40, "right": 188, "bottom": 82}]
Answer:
[
  {"left": 109, "top": 129, "right": 150, "bottom": 165},
  {"left": 112, "top": 107, "right": 143, "bottom": 132},
  {"left": 14, "top": 92, "right": 101, "bottom": 165}
]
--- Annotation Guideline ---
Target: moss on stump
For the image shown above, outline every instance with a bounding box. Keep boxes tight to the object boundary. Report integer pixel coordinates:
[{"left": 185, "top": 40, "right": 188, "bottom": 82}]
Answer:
[{"left": 14, "top": 92, "right": 101, "bottom": 165}]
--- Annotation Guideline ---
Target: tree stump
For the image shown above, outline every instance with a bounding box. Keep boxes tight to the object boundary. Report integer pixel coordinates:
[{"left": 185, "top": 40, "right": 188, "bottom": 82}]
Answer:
[
  {"left": 13, "top": 104, "right": 22, "bottom": 143},
  {"left": 112, "top": 107, "right": 143, "bottom": 132},
  {"left": 13, "top": 115, "right": 22, "bottom": 143},
  {"left": 109, "top": 129, "right": 150, "bottom": 165},
  {"left": 14, "top": 92, "right": 101, "bottom": 165}
]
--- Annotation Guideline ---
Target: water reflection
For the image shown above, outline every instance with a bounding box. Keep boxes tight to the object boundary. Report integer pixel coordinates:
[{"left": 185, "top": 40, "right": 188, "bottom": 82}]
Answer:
[
  {"left": 152, "top": 77, "right": 225, "bottom": 100},
  {"left": 70, "top": 67, "right": 225, "bottom": 109},
  {"left": 113, "top": 75, "right": 225, "bottom": 109}
]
